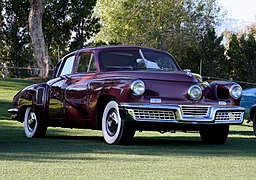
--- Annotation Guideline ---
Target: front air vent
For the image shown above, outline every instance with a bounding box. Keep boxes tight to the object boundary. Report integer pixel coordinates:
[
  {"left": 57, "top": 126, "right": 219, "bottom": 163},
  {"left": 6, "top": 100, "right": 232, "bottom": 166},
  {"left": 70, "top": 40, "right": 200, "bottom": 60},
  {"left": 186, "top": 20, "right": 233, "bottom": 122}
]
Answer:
[{"left": 36, "top": 87, "right": 45, "bottom": 105}]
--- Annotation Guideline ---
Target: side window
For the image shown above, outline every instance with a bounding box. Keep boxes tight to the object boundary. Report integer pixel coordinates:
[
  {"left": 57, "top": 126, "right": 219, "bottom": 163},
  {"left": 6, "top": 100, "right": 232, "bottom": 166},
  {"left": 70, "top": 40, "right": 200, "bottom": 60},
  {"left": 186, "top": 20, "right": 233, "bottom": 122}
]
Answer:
[
  {"left": 77, "top": 53, "right": 96, "bottom": 73},
  {"left": 59, "top": 55, "right": 75, "bottom": 76}
]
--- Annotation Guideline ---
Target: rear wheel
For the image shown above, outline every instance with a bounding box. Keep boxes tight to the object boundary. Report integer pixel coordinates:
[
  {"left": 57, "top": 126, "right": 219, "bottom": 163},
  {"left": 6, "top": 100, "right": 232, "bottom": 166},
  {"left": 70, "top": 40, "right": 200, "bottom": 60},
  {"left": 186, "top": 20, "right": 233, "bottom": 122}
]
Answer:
[
  {"left": 24, "top": 107, "right": 47, "bottom": 138},
  {"left": 102, "top": 101, "right": 135, "bottom": 145},
  {"left": 199, "top": 125, "right": 229, "bottom": 144}
]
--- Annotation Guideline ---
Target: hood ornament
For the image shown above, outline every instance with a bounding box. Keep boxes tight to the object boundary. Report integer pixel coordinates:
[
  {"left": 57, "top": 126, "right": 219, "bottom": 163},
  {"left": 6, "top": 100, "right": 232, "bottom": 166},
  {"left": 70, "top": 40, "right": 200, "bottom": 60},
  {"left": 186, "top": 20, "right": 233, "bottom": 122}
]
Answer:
[{"left": 183, "top": 69, "right": 193, "bottom": 77}]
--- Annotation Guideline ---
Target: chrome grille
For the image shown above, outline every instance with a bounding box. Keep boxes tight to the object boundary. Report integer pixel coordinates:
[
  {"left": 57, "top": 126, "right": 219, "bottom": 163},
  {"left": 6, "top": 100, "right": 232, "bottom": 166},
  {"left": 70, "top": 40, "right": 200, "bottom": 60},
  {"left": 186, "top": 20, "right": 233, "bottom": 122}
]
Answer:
[
  {"left": 133, "top": 109, "right": 176, "bottom": 121},
  {"left": 181, "top": 106, "right": 210, "bottom": 117},
  {"left": 215, "top": 112, "right": 243, "bottom": 121}
]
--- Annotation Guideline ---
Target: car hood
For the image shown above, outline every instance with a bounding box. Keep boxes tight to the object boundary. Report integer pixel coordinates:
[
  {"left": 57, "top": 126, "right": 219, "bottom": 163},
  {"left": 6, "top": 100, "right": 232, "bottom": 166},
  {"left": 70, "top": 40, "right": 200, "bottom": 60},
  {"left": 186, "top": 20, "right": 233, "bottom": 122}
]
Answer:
[{"left": 103, "top": 71, "right": 198, "bottom": 83}]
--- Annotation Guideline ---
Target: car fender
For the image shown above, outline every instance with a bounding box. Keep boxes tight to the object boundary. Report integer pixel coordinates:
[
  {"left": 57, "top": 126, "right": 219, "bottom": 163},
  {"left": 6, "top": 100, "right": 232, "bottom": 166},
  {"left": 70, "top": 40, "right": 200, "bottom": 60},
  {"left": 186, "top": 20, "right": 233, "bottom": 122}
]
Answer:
[{"left": 14, "top": 83, "right": 49, "bottom": 122}]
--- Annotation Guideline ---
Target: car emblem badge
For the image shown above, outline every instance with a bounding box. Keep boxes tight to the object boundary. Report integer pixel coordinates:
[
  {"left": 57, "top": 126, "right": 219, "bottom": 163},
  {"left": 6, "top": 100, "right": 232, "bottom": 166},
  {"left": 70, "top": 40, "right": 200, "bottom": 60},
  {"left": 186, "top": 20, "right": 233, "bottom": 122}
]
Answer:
[
  {"left": 150, "top": 98, "right": 162, "bottom": 103},
  {"left": 219, "top": 101, "right": 226, "bottom": 105}
]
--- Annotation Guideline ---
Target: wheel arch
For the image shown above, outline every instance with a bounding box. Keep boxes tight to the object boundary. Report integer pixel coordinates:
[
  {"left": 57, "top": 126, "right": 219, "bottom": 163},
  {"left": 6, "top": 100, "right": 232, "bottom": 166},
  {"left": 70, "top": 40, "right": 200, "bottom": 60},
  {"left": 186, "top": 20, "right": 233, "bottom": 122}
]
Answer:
[
  {"left": 96, "top": 94, "right": 118, "bottom": 129},
  {"left": 250, "top": 106, "right": 256, "bottom": 121},
  {"left": 18, "top": 105, "right": 31, "bottom": 122}
]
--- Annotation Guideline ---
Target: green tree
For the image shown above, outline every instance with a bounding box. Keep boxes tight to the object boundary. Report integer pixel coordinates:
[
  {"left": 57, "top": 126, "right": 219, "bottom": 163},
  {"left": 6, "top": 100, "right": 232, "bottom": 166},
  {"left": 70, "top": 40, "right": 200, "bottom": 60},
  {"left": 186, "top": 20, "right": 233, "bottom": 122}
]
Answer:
[
  {"left": 29, "top": 0, "right": 50, "bottom": 78},
  {"left": 179, "top": 28, "right": 227, "bottom": 79},
  {"left": 95, "top": 0, "right": 223, "bottom": 45},
  {"left": 94, "top": 0, "right": 185, "bottom": 48},
  {"left": 199, "top": 29, "right": 227, "bottom": 78},
  {"left": 226, "top": 34, "right": 243, "bottom": 81},
  {"left": 1, "top": 0, "right": 99, "bottom": 77},
  {"left": 226, "top": 33, "right": 256, "bottom": 87},
  {"left": 223, "top": 25, "right": 256, "bottom": 87},
  {"left": 43, "top": 0, "right": 99, "bottom": 64},
  {"left": 93, "top": 0, "right": 223, "bottom": 64},
  {"left": 245, "top": 23, "right": 256, "bottom": 38},
  {"left": 29, "top": 0, "right": 99, "bottom": 78},
  {"left": 239, "top": 34, "right": 256, "bottom": 83},
  {"left": 1, "top": 0, "right": 32, "bottom": 77}
]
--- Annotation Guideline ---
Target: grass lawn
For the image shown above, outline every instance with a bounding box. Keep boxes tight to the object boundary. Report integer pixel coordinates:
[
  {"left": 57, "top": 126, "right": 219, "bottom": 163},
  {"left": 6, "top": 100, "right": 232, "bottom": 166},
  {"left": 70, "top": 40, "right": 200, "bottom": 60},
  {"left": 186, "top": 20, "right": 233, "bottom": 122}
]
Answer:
[
  {"left": 1, "top": 78, "right": 256, "bottom": 179},
  {"left": 0, "top": 78, "right": 38, "bottom": 120}
]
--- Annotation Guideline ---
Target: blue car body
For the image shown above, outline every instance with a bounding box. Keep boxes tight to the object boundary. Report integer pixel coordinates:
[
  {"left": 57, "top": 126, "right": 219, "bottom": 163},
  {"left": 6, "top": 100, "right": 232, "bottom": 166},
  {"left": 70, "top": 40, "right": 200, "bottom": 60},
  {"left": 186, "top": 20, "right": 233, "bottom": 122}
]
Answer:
[{"left": 240, "top": 88, "right": 256, "bottom": 122}]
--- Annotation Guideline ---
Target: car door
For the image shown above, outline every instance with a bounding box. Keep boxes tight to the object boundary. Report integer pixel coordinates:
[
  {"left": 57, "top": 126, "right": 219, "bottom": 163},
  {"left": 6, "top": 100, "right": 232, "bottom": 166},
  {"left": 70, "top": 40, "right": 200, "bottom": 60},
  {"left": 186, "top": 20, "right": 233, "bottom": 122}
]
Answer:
[
  {"left": 63, "top": 52, "right": 98, "bottom": 128},
  {"left": 48, "top": 54, "right": 76, "bottom": 126}
]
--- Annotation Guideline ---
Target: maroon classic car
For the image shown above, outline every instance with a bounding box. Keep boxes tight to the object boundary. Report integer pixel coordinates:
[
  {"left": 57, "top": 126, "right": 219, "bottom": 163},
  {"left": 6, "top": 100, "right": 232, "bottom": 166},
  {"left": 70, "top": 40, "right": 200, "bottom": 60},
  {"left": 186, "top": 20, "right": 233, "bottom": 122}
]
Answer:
[{"left": 8, "top": 46, "right": 244, "bottom": 144}]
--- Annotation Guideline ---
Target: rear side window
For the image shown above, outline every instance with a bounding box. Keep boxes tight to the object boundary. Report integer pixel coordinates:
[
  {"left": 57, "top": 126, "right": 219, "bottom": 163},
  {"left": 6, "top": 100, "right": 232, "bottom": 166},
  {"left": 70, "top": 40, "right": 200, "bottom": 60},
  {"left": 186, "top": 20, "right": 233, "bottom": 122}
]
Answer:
[{"left": 77, "top": 53, "right": 96, "bottom": 73}]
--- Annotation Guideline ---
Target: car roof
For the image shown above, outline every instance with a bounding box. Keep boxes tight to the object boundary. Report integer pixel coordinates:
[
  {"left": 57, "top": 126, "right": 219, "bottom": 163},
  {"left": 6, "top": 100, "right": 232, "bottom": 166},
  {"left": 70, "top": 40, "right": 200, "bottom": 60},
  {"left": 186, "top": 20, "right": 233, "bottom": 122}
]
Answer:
[{"left": 78, "top": 45, "right": 169, "bottom": 53}]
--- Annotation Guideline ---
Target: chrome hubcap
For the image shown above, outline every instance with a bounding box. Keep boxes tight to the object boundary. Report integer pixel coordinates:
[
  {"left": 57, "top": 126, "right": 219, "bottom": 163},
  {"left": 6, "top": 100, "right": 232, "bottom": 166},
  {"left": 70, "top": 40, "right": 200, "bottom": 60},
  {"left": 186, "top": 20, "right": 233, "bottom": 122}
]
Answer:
[
  {"left": 28, "top": 112, "right": 37, "bottom": 132},
  {"left": 106, "top": 108, "right": 119, "bottom": 137}
]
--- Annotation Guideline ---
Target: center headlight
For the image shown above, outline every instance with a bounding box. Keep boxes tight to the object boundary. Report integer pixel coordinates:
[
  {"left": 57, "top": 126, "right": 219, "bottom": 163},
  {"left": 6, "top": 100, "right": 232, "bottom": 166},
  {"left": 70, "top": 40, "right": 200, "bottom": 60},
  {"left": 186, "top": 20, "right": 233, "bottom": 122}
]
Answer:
[
  {"left": 188, "top": 84, "right": 202, "bottom": 100},
  {"left": 229, "top": 84, "right": 242, "bottom": 99},
  {"left": 131, "top": 80, "right": 145, "bottom": 96}
]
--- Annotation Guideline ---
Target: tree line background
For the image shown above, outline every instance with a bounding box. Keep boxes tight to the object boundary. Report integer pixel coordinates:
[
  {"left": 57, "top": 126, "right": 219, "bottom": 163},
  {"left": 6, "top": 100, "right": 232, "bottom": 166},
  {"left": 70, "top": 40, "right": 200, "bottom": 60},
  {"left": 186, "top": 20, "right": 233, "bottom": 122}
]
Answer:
[{"left": 0, "top": 0, "right": 256, "bottom": 88}]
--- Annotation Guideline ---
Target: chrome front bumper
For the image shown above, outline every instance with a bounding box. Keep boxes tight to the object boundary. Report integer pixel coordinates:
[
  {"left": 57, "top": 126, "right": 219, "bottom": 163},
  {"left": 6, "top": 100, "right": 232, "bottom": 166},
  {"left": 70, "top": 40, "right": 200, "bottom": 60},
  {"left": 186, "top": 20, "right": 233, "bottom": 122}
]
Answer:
[{"left": 119, "top": 104, "right": 244, "bottom": 124}]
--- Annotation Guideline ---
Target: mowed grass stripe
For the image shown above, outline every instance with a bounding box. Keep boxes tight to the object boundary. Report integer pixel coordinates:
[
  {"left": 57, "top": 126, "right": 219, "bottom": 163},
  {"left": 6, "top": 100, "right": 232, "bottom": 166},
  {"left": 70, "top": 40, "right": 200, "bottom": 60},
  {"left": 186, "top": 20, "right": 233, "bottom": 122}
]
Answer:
[{"left": 0, "top": 78, "right": 256, "bottom": 179}]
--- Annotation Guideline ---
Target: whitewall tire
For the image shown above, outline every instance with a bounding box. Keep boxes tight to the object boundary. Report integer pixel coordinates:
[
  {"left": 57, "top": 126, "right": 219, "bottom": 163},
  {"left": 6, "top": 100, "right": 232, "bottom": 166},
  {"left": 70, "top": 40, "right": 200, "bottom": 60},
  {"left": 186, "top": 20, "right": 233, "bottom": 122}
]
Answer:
[
  {"left": 102, "top": 101, "right": 135, "bottom": 145},
  {"left": 24, "top": 107, "right": 47, "bottom": 138}
]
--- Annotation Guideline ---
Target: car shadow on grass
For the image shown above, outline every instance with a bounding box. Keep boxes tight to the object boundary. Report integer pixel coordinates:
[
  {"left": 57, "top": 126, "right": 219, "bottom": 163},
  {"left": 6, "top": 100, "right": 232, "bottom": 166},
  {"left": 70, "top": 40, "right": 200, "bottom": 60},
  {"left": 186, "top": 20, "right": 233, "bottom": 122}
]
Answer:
[{"left": 1, "top": 121, "right": 256, "bottom": 163}]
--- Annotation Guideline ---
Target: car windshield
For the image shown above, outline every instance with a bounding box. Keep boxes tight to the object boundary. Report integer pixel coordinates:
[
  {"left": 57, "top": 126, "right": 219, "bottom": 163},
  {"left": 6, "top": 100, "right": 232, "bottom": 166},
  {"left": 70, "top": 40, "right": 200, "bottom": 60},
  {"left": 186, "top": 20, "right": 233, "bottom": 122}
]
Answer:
[{"left": 99, "top": 49, "right": 179, "bottom": 71}]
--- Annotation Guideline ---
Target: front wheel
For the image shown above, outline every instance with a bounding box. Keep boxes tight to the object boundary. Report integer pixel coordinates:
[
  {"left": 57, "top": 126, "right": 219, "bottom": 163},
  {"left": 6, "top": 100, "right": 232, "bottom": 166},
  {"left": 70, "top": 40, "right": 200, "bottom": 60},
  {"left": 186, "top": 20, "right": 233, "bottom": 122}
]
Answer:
[
  {"left": 24, "top": 107, "right": 47, "bottom": 138},
  {"left": 199, "top": 125, "right": 229, "bottom": 144},
  {"left": 102, "top": 101, "right": 135, "bottom": 145}
]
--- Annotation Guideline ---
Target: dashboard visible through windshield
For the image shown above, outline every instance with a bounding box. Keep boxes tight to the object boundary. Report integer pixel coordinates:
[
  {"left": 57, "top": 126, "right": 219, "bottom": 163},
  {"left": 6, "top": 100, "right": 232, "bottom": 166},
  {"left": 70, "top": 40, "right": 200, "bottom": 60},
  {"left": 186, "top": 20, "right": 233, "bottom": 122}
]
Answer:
[{"left": 99, "top": 49, "right": 180, "bottom": 71}]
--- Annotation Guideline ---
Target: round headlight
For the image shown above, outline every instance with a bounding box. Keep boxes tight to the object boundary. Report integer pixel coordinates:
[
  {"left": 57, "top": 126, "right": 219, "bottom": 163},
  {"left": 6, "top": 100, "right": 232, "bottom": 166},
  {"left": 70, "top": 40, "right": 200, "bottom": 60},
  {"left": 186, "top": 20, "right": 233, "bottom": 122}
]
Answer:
[
  {"left": 188, "top": 85, "right": 202, "bottom": 100},
  {"left": 229, "top": 84, "right": 242, "bottom": 99},
  {"left": 131, "top": 80, "right": 145, "bottom": 96}
]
